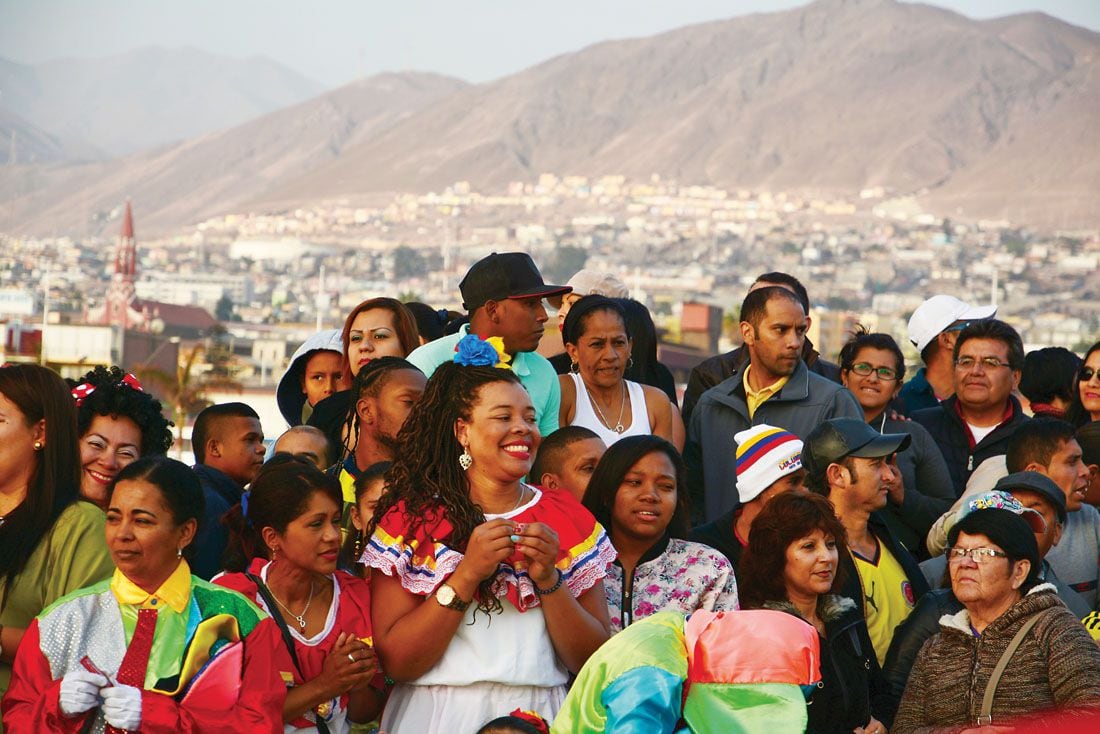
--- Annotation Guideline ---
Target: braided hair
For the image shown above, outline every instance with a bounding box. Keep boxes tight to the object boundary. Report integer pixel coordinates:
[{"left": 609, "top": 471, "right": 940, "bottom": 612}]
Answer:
[
  {"left": 368, "top": 360, "right": 523, "bottom": 614},
  {"left": 339, "top": 356, "right": 422, "bottom": 461}
]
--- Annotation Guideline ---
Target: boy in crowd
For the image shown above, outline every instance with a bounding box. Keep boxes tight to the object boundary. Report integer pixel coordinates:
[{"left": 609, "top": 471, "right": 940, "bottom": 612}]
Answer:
[{"left": 530, "top": 426, "right": 606, "bottom": 500}]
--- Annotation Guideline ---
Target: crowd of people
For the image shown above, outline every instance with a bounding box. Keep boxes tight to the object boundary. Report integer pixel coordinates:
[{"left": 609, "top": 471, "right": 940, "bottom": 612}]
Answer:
[{"left": 1, "top": 250, "right": 1099, "bottom": 733}]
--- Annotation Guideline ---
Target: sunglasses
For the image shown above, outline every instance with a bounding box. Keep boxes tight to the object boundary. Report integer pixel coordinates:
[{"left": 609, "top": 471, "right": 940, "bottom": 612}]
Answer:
[{"left": 1080, "top": 367, "right": 1097, "bottom": 382}]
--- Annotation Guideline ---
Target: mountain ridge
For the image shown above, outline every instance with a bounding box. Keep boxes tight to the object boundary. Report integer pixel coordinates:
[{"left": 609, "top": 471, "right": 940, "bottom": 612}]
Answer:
[{"left": 3, "top": 0, "right": 1098, "bottom": 233}]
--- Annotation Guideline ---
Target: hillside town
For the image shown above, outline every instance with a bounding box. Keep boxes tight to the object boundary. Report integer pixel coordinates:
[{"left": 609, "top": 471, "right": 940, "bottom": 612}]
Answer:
[{"left": 3, "top": 177, "right": 1097, "bottom": 423}]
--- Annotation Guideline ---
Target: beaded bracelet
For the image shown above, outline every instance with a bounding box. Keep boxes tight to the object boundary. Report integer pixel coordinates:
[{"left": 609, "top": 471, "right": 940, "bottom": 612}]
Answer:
[{"left": 534, "top": 569, "right": 564, "bottom": 596}]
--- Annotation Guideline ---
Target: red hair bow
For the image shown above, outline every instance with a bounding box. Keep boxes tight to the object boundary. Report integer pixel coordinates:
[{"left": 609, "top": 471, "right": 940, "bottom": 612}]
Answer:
[{"left": 71, "top": 372, "right": 145, "bottom": 407}]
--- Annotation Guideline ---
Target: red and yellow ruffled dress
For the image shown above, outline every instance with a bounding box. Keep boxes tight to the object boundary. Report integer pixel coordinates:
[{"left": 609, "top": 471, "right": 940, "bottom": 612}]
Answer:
[{"left": 362, "top": 486, "right": 615, "bottom": 733}]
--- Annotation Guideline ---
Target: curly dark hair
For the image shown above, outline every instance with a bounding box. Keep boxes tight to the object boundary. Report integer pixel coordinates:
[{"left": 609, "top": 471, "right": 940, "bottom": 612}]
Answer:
[
  {"left": 368, "top": 360, "right": 524, "bottom": 615},
  {"left": 738, "top": 490, "right": 848, "bottom": 610},
  {"left": 68, "top": 366, "right": 173, "bottom": 455}
]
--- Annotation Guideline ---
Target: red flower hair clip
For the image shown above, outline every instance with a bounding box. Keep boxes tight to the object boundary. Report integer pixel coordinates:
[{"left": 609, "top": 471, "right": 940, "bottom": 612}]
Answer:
[{"left": 71, "top": 372, "right": 145, "bottom": 407}]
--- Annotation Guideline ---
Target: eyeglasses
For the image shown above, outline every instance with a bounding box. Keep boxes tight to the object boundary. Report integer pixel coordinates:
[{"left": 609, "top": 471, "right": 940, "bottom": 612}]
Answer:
[
  {"left": 850, "top": 363, "right": 899, "bottom": 381},
  {"left": 1080, "top": 368, "right": 1097, "bottom": 382},
  {"left": 954, "top": 356, "right": 1013, "bottom": 372},
  {"left": 946, "top": 546, "right": 1009, "bottom": 564}
]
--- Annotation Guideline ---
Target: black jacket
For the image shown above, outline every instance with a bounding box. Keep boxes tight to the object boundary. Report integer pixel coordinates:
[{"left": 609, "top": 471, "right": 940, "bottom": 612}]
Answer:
[
  {"left": 682, "top": 340, "right": 841, "bottom": 423},
  {"left": 880, "top": 588, "right": 962, "bottom": 726},
  {"left": 763, "top": 596, "right": 892, "bottom": 733},
  {"left": 911, "top": 395, "right": 1029, "bottom": 498}
]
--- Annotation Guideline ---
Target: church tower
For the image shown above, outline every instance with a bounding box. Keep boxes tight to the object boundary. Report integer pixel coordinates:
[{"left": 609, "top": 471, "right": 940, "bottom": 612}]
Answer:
[
  {"left": 103, "top": 200, "right": 138, "bottom": 328},
  {"left": 88, "top": 200, "right": 146, "bottom": 329}
]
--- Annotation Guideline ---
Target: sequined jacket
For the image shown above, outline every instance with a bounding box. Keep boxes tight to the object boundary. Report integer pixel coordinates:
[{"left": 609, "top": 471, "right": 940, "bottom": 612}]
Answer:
[{"left": 1, "top": 574, "right": 286, "bottom": 733}]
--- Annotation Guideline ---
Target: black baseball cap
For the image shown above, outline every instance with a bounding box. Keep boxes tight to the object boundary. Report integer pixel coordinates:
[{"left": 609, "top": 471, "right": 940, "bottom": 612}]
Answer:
[
  {"left": 803, "top": 418, "right": 912, "bottom": 478},
  {"left": 459, "top": 252, "right": 571, "bottom": 312},
  {"left": 993, "top": 471, "right": 1067, "bottom": 524}
]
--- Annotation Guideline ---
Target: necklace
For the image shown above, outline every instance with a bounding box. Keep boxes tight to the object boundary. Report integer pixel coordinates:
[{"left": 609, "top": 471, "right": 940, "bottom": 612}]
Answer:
[
  {"left": 268, "top": 579, "right": 316, "bottom": 629},
  {"left": 511, "top": 484, "right": 528, "bottom": 512},
  {"left": 585, "top": 380, "right": 626, "bottom": 433}
]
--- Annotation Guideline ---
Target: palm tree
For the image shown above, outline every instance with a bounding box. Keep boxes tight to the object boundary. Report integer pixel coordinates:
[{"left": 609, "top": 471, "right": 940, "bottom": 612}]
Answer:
[{"left": 135, "top": 345, "right": 242, "bottom": 458}]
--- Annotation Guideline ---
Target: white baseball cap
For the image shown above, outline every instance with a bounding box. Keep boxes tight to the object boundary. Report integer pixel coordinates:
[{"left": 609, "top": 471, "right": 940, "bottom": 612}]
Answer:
[{"left": 908, "top": 295, "right": 997, "bottom": 353}]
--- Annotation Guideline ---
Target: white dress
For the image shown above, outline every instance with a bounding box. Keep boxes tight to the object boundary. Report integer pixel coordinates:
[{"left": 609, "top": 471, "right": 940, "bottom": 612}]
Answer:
[
  {"left": 568, "top": 373, "right": 651, "bottom": 446},
  {"left": 366, "top": 488, "right": 616, "bottom": 733}
]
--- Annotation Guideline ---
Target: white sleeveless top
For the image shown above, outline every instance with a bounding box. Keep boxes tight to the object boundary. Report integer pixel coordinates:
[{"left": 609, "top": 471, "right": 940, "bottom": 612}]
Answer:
[{"left": 568, "top": 372, "right": 651, "bottom": 446}]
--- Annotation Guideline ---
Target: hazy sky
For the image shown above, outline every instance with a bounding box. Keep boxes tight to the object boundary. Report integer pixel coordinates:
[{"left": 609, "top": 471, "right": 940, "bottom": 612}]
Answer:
[{"left": 2, "top": 0, "right": 1098, "bottom": 87}]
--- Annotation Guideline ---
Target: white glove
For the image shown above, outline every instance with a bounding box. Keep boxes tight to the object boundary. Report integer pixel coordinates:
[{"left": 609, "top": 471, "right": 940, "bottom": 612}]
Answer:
[
  {"left": 101, "top": 683, "right": 142, "bottom": 730},
  {"left": 59, "top": 669, "right": 107, "bottom": 717}
]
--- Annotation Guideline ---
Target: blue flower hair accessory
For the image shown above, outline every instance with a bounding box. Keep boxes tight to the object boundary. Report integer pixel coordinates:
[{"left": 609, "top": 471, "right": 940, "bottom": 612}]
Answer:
[{"left": 453, "top": 334, "right": 512, "bottom": 370}]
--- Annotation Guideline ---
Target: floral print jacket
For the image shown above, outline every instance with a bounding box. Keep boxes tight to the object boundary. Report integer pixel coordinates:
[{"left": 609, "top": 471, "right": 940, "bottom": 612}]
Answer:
[{"left": 604, "top": 535, "right": 739, "bottom": 632}]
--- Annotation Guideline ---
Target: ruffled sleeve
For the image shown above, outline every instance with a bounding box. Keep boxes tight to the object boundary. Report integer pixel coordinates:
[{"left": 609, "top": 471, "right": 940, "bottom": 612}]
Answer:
[
  {"left": 494, "top": 487, "right": 616, "bottom": 611},
  {"left": 361, "top": 491, "right": 616, "bottom": 613},
  {"left": 360, "top": 502, "right": 462, "bottom": 597}
]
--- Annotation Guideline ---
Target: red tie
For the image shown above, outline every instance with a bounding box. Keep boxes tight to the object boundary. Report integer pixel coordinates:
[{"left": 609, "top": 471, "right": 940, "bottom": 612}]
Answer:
[{"left": 106, "top": 607, "right": 157, "bottom": 733}]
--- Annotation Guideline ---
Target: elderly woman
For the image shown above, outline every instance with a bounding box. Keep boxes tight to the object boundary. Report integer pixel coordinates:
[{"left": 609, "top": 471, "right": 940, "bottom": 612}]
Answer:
[
  {"left": 363, "top": 335, "right": 614, "bottom": 731},
  {"left": 558, "top": 296, "right": 681, "bottom": 449},
  {"left": 3, "top": 456, "right": 286, "bottom": 732},
  {"left": 582, "top": 434, "right": 738, "bottom": 632},
  {"left": 68, "top": 365, "right": 174, "bottom": 508},
  {"left": 893, "top": 508, "right": 1100, "bottom": 733},
  {"left": 839, "top": 328, "right": 954, "bottom": 556},
  {"left": 0, "top": 364, "right": 113, "bottom": 717},
  {"left": 739, "top": 490, "right": 890, "bottom": 734}
]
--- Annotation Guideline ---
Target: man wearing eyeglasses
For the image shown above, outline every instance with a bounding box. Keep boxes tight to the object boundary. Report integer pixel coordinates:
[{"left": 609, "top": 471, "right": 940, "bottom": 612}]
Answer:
[
  {"left": 912, "top": 319, "right": 1030, "bottom": 498},
  {"left": 899, "top": 295, "right": 997, "bottom": 415}
]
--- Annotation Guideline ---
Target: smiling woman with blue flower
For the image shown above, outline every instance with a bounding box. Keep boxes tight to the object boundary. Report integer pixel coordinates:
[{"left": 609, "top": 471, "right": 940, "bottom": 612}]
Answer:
[{"left": 363, "top": 335, "right": 615, "bottom": 732}]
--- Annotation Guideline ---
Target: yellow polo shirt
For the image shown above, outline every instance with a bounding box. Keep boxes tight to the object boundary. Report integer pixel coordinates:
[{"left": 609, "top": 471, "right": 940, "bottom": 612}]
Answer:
[{"left": 742, "top": 365, "right": 789, "bottom": 418}]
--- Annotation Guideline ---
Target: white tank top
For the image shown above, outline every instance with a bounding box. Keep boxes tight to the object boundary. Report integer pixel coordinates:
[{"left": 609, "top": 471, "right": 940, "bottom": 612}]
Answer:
[{"left": 568, "top": 372, "right": 651, "bottom": 446}]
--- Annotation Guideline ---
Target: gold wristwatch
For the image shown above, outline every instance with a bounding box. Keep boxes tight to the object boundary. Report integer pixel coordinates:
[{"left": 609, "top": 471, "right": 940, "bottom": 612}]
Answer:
[{"left": 435, "top": 582, "right": 470, "bottom": 612}]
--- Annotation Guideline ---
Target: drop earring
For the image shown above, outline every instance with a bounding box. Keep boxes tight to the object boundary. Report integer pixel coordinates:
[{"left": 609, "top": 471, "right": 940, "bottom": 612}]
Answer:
[
  {"left": 459, "top": 446, "right": 473, "bottom": 471},
  {"left": 176, "top": 547, "right": 183, "bottom": 558},
  {"left": 270, "top": 546, "right": 278, "bottom": 561}
]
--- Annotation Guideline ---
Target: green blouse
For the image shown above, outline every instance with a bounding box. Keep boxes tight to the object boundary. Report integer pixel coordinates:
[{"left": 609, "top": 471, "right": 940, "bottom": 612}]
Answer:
[{"left": 0, "top": 500, "right": 114, "bottom": 703}]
